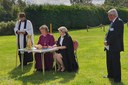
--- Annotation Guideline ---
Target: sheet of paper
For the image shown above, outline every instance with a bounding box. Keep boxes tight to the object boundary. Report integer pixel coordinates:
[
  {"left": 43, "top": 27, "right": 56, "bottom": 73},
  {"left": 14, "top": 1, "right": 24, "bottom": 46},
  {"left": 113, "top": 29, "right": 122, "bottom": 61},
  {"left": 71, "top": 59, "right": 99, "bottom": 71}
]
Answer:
[{"left": 105, "top": 45, "right": 109, "bottom": 50}]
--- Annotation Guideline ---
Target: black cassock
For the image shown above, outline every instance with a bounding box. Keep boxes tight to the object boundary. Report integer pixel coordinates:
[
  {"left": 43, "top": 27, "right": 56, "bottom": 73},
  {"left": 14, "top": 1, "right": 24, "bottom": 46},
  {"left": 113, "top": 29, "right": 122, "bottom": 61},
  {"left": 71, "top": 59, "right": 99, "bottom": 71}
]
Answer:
[
  {"left": 17, "top": 20, "right": 33, "bottom": 65},
  {"left": 57, "top": 34, "right": 79, "bottom": 72}
]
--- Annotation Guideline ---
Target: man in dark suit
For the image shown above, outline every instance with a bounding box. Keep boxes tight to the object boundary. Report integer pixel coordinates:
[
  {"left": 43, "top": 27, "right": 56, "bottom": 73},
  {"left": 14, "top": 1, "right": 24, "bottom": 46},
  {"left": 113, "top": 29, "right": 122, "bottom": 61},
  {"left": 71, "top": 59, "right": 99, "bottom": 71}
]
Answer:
[{"left": 104, "top": 9, "right": 124, "bottom": 83}]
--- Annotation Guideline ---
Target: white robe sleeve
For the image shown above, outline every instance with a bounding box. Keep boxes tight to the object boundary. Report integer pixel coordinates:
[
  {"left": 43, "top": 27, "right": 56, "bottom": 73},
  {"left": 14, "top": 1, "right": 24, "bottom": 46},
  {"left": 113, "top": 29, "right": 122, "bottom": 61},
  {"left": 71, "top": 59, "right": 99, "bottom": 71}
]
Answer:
[
  {"left": 25, "top": 20, "right": 35, "bottom": 46},
  {"left": 14, "top": 21, "right": 19, "bottom": 35}
]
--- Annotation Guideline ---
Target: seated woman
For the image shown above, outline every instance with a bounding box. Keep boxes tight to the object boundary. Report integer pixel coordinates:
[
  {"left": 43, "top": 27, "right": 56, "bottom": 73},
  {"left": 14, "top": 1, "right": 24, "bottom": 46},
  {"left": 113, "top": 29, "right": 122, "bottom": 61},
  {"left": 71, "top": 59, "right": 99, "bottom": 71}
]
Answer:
[
  {"left": 35, "top": 25, "right": 55, "bottom": 71},
  {"left": 54, "top": 26, "right": 79, "bottom": 72}
]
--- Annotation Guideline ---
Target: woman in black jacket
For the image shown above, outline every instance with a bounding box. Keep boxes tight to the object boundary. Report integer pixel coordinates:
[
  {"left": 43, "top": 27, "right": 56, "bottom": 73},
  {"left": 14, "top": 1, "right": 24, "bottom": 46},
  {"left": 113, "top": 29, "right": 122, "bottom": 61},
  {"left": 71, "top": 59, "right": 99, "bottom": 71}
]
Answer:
[{"left": 54, "top": 26, "right": 79, "bottom": 72}]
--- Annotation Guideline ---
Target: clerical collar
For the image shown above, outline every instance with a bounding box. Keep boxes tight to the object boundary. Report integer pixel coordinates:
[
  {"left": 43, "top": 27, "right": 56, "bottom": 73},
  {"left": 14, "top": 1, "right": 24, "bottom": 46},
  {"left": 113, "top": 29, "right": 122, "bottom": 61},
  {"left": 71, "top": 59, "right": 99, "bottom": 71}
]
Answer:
[{"left": 20, "top": 20, "right": 26, "bottom": 22}]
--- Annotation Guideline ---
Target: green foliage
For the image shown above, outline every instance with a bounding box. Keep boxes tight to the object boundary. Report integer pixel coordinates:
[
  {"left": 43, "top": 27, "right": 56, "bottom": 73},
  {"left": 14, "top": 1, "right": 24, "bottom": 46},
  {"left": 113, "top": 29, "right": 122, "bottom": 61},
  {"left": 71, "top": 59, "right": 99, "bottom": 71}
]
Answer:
[
  {"left": 1, "top": 5, "right": 128, "bottom": 35},
  {"left": 0, "top": 9, "right": 15, "bottom": 21},
  {"left": 0, "top": 0, "right": 26, "bottom": 21},
  {"left": 0, "top": 7, "right": 6, "bottom": 21},
  {"left": 0, "top": 21, "right": 15, "bottom": 35},
  {"left": 25, "top": 5, "right": 107, "bottom": 33},
  {"left": 25, "top": 5, "right": 128, "bottom": 33},
  {"left": 117, "top": 8, "right": 128, "bottom": 21},
  {"left": 104, "top": 0, "right": 128, "bottom": 7}
]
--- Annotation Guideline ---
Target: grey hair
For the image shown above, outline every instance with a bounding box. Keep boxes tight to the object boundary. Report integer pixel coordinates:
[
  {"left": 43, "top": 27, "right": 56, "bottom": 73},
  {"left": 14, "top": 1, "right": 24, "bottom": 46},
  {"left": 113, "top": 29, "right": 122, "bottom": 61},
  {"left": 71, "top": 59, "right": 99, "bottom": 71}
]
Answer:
[
  {"left": 58, "top": 26, "right": 68, "bottom": 33},
  {"left": 39, "top": 25, "right": 49, "bottom": 32},
  {"left": 108, "top": 8, "right": 118, "bottom": 17}
]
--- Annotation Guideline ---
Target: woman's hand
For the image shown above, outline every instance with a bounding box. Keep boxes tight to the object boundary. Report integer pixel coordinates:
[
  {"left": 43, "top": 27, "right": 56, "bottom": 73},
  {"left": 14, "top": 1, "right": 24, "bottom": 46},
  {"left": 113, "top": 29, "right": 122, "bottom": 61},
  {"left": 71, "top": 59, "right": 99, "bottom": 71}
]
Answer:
[
  {"left": 35, "top": 44, "right": 42, "bottom": 49},
  {"left": 57, "top": 46, "right": 66, "bottom": 50},
  {"left": 53, "top": 44, "right": 57, "bottom": 47},
  {"left": 48, "top": 46, "right": 53, "bottom": 49}
]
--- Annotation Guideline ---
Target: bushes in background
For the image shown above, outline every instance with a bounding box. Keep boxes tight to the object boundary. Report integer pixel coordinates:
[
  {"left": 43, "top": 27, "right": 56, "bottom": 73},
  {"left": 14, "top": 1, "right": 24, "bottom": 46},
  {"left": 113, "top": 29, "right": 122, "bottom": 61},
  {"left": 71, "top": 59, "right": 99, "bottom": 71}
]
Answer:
[
  {"left": 0, "top": 21, "right": 15, "bottom": 36},
  {"left": 0, "top": 5, "right": 128, "bottom": 35},
  {"left": 25, "top": 5, "right": 108, "bottom": 33},
  {"left": 25, "top": 5, "right": 128, "bottom": 33}
]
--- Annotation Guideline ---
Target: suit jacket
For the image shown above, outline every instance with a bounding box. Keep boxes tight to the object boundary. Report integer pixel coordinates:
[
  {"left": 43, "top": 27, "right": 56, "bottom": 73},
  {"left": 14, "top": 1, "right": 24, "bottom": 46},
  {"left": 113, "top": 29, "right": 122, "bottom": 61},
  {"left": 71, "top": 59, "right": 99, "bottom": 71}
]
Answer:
[{"left": 106, "top": 17, "right": 124, "bottom": 52}]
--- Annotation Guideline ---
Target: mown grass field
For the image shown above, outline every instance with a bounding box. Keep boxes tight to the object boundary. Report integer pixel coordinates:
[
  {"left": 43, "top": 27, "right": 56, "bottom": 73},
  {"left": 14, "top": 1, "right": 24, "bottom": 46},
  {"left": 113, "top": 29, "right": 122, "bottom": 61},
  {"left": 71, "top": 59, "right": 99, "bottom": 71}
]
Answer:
[{"left": 0, "top": 24, "right": 128, "bottom": 85}]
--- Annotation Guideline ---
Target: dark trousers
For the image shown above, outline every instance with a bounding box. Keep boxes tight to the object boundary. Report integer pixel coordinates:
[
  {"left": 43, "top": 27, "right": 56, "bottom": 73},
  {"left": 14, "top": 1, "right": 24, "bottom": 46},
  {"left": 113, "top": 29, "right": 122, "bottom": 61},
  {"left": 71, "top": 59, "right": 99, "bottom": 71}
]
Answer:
[
  {"left": 19, "top": 52, "right": 33, "bottom": 65},
  {"left": 106, "top": 50, "right": 121, "bottom": 82}
]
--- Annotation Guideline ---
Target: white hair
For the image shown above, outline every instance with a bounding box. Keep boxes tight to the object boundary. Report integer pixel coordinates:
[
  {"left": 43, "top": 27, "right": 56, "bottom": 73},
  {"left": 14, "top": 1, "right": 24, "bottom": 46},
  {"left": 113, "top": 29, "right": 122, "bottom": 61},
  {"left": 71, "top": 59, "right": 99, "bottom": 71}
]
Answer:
[
  {"left": 39, "top": 25, "right": 49, "bottom": 32},
  {"left": 108, "top": 8, "right": 118, "bottom": 17},
  {"left": 58, "top": 26, "right": 68, "bottom": 33}
]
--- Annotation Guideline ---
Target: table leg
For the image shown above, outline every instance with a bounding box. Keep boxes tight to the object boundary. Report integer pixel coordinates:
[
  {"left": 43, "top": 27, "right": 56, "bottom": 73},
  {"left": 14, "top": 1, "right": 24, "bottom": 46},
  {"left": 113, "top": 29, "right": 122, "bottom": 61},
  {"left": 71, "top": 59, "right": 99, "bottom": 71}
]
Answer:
[
  {"left": 41, "top": 53, "right": 45, "bottom": 75},
  {"left": 21, "top": 52, "right": 24, "bottom": 72},
  {"left": 16, "top": 52, "right": 18, "bottom": 67},
  {"left": 53, "top": 52, "right": 57, "bottom": 72},
  {"left": 33, "top": 52, "right": 36, "bottom": 71},
  {"left": 54, "top": 57, "right": 57, "bottom": 72}
]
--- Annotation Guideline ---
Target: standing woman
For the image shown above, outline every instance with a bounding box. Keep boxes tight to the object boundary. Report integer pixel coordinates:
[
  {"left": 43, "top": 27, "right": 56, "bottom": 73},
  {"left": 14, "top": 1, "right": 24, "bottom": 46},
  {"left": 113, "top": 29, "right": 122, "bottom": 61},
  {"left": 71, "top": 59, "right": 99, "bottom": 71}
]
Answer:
[
  {"left": 54, "top": 26, "right": 79, "bottom": 72},
  {"left": 35, "top": 25, "right": 55, "bottom": 71}
]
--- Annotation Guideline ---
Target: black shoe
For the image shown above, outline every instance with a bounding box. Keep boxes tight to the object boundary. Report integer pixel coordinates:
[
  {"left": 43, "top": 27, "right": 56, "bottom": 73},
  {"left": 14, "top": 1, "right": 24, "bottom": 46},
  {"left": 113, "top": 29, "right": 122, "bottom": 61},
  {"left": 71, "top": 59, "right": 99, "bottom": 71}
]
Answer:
[
  {"left": 23, "top": 63, "right": 27, "bottom": 66},
  {"left": 114, "top": 79, "right": 121, "bottom": 83}
]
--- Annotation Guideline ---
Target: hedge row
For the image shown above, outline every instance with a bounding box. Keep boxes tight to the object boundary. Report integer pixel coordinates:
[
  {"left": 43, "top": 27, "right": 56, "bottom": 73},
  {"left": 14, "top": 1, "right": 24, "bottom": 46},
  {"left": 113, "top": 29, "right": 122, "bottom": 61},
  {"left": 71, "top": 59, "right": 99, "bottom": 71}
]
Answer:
[
  {"left": 0, "top": 6, "right": 19, "bottom": 22},
  {"left": 0, "top": 21, "right": 15, "bottom": 36},
  {"left": 25, "top": 5, "right": 128, "bottom": 33},
  {"left": 0, "top": 5, "right": 128, "bottom": 35}
]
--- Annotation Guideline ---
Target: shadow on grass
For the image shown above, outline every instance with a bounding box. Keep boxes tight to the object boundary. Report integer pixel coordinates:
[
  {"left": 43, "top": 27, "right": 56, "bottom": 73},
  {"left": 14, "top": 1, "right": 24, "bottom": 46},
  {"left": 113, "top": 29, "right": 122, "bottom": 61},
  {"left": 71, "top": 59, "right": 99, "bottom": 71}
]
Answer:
[
  {"left": 109, "top": 79, "right": 124, "bottom": 85},
  {"left": 8, "top": 63, "right": 33, "bottom": 78},
  {"left": 8, "top": 63, "right": 77, "bottom": 85}
]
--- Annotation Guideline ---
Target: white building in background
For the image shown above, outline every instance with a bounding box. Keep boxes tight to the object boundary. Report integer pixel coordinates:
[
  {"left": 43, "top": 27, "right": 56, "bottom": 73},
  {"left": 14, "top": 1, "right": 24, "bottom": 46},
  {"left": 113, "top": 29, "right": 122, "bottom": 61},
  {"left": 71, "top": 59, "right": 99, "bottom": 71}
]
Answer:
[{"left": 25, "top": 0, "right": 105, "bottom": 5}]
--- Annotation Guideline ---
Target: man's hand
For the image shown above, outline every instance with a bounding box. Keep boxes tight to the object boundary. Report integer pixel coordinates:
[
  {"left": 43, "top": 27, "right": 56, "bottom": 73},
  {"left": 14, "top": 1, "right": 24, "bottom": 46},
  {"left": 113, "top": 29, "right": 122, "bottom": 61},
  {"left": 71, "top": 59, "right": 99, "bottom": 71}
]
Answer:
[
  {"left": 104, "top": 42, "right": 108, "bottom": 46},
  {"left": 21, "top": 31, "right": 26, "bottom": 35},
  {"left": 16, "top": 30, "right": 21, "bottom": 34},
  {"left": 16, "top": 30, "right": 27, "bottom": 35}
]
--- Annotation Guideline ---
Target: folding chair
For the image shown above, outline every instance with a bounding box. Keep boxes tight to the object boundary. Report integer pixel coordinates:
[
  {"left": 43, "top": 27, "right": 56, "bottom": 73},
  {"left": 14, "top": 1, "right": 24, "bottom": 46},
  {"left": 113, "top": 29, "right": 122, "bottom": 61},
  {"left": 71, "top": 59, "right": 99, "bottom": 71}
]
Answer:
[{"left": 73, "top": 40, "right": 79, "bottom": 63}]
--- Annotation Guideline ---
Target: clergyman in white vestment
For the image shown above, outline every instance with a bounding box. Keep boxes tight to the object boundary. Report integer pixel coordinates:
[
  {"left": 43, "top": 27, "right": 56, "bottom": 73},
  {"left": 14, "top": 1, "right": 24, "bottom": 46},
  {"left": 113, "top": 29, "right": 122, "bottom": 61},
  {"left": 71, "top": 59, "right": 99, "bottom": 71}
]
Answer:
[{"left": 14, "top": 12, "right": 34, "bottom": 66}]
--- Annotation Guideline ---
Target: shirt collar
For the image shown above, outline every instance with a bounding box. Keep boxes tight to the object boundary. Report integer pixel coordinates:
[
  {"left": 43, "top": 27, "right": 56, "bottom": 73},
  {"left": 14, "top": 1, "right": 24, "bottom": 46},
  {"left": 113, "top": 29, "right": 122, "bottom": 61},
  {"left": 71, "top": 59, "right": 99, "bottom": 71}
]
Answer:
[
  {"left": 112, "top": 17, "right": 117, "bottom": 23},
  {"left": 61, "top": 36, "right": 64, "bottom": 39},
  {"left": 61, "top": 34, "right": 66, "bottom": 38}
]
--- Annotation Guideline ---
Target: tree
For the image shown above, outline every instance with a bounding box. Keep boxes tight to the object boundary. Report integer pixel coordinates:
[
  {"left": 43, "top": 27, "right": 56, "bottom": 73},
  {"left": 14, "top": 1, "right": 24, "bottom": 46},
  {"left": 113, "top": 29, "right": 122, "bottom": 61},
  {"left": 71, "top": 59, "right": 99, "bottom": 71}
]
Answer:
[
  {"left": 1, "top": 0, "right": 13, "bottom": 11},
  {"left": 104, "top": 0, "right": 128, "bottom": 7},
  {"left": 17, "top": 0, "right": 26, "bottom": 11},
  {"left": 122, "top": 0, "right": 128, "bottom": 7},
  {"left": 0, "top": 0, "right": 26, "bottom": 21}
]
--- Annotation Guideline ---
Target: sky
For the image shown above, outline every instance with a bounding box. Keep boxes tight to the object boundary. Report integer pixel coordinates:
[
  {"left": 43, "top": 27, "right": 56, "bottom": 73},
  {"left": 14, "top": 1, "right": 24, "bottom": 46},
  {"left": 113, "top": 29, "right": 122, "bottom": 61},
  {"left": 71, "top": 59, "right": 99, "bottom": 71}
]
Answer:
[{"left": 26, "top": 0, "right": 105, "bottom": 5}]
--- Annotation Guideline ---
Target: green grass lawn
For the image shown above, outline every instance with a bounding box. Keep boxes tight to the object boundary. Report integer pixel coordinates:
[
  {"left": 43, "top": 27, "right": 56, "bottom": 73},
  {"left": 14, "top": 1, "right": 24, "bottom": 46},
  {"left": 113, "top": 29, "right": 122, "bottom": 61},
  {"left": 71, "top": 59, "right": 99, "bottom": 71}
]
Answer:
[{"left": 0, "top": 24, "right": 128, "bottom": 85}]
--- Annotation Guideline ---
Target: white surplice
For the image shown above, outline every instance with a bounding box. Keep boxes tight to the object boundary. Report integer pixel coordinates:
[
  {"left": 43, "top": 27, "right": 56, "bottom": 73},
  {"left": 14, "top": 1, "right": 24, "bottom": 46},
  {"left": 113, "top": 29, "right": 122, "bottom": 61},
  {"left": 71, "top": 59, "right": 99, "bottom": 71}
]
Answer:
[{"left": 14, "top": 20, "right": 34, "bottom": 51}]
